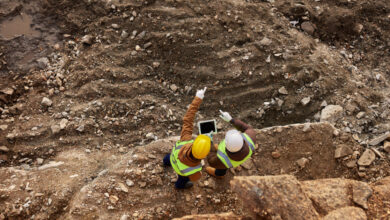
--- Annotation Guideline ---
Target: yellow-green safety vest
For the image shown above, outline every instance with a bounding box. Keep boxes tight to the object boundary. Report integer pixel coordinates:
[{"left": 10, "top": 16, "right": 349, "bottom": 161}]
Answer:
[
  {"left": 217, "top": 133, "right": 255, "bottom": 168},
  {"left": 170, "top": 140, "right": 202, "bottom": 176}
]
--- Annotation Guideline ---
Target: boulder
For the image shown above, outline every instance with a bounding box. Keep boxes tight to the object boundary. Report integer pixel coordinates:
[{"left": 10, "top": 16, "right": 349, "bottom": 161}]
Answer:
[
  {"left": 230, "top": 175, "right": 319, "bottom": 219},
  {"left": 323, "top": 206, "right": 366, "bottom": 220}
]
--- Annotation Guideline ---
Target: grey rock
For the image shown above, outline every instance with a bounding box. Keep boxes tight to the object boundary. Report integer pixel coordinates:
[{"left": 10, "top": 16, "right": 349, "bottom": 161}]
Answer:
[
  {"left": 321, "top": 100, "right": 328, "bottom": 107},
  {"left": 357, "top": 149, "right": 375, "bottom": 166},
  {"left": 297, "top": 157, "right": 309, "bottom": 169},
  {"left": 320, "top": 105, "right": 343, "bottom": 123},
  {"left": 367, "top": 132, "right": 390, "bottom": 146},
  {"left": 120, "top": 215, "right": 129, "bottom": 220},
  {"left": 51, "top": 124, "right": 61, "bottom": 134},
  {"left": 41, "top": 97, "right": 53, "bottom": 107},
  {"left": 81, "top": 35, "right": 93, "bottom": 45},
  {"left": 356, "top": 112, "right": 365, "bottom": 119},
  {"left": 76, "top": 125, "right": 85, "bottom": 132},
  {"left": 111, "top": 24, "right": 120, "bottom": 29},
  {"left": 0, "top": 124, "right": 8, "bottom": 131},
  {"left": 121, "top": 30, "right": 129, "bottom": 38},
  {"left": 0, "top": 146, "right": 9, "bottom": 152},
  {"left": 170, "top": 84, "right": 178, "bottom": 92},
  {"left": 37, "top": 57, "right": 49, "bottom": 69},
  {"left": 259, "top": 37, "right": 272, "bottom": 46},
  {"left": 59, "top": 119, "right": 68, "bottom": 130},
  {"left": 301, "top": 97, "right": 311, "bottom": 106},
  {"left": 278, "top": 86, "right": 288, "bottom": 95},
  {"left": 334, "top": 145, "right": 353, "bottom": 158},
  {"left": 126, "top": 179, "right": 134, "bottom": 187},
  {"left": 37, "top": 158, "right": 44, "bottom": 165},
  {"left": 38, "top": 161, "right": 64, "bottom": 170},
  {"left": 146, "top": 132, "right": 155, "bottom": 140}
]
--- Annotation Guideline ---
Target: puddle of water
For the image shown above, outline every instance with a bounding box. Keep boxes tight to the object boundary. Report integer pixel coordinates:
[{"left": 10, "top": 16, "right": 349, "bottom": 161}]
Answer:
[{"left": 0, "top": 13, "right": 40, "bottom": 40}]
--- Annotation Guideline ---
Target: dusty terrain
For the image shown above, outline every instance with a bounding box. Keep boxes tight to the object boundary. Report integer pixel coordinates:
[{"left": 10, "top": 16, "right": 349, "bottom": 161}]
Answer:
[{"left": 0, "top": 0, "right": 390, "bottom": 219}]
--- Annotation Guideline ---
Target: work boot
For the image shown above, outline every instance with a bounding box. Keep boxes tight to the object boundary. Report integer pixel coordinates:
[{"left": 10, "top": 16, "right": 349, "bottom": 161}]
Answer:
[
  {"left": 205, "top": 166, "right": 224, "bottom": 179},
  {"left": 184, "top": 181, "right": 193, "bottom": 189}
]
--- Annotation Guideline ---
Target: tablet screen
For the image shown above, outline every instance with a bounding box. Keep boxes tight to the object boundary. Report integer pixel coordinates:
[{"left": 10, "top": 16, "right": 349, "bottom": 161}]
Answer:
[{"left": 199, "top": 121, "right": 216, "bottom": 134}]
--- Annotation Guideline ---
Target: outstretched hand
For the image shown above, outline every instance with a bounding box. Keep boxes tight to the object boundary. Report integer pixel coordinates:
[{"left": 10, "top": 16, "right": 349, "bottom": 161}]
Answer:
[
  {"left": 195, "top": 87, "right": 207, "bottom": 99},
  {"left": 219, "top": 110, "right": 232, "bottom": 122}
]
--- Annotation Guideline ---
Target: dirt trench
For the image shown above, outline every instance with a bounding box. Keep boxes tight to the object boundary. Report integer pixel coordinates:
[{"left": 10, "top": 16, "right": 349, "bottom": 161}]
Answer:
[{"left": 0, "top": 0, "right": 390, "bottom": 219}]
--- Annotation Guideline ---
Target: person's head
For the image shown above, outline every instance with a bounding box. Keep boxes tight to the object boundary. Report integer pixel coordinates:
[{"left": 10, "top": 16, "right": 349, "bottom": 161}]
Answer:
[
  {"left": 225, "top": 129, "right": 243, "bottom": 153},
  {"left": 191, "top": 134, "right": 211, "bottom": 159}
]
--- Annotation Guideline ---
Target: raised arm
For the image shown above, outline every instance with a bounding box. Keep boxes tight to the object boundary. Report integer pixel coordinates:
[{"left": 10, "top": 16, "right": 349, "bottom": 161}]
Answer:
[{"left": 180, "top": 87, "right": 207, "bottom": 141}]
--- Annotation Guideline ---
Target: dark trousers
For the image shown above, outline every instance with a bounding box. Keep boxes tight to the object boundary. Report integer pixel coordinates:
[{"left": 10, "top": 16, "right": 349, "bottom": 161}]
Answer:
[
  {"left": 215, "top": 168, "right": 227, "bottom": 176},
  {"left": 163, "top": 153, "right": 191, "bottom": 189}
]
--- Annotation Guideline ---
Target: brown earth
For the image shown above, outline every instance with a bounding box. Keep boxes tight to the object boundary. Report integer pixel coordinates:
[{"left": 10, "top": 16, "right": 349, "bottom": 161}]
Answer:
[{"left": 0, "top": 0, "right": 390, "bottom": 219}]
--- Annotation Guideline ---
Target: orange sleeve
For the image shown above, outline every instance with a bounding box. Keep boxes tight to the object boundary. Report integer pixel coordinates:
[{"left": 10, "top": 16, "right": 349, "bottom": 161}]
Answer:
[
  {"left": 188, "top": 171, "right": 202, "bottom": 182},
  {"left": 180, "top": 97, "right": 202, "bottom": 141}
]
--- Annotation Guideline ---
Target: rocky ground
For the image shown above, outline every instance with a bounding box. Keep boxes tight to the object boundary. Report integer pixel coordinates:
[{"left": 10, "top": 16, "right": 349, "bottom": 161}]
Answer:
[{"left": 0, "top": 0, "right": 390, "bottom": 219}]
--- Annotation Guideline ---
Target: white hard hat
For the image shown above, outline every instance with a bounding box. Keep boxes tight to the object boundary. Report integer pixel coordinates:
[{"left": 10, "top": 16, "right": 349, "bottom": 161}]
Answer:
[{"left": 225, "top": 129, "right": 243, "bottom": 153}]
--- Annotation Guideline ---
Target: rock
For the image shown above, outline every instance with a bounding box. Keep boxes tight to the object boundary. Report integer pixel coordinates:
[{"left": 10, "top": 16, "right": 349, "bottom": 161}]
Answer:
[
  {"left": 118, "top": 183, "right": 129, "bottom": 193},
  {"left": 345, "top": 160, "right": 357, "bottom": 168},
  {"left": 120, "top": 215, "right": 129, "bottom": 220},
  {"left": 271, "top": 151, "right": 281, "bottom": 159},
  {"left": 126, "top": 179, "right": 134, "bottom": 187},
  {"left": 356, "top": 112, "right": 365, "bottom": 119},
  {"left": 121, "top": 30, "right": 129, "bottom": 38},
  {"left": 144, "top": 42, "right": 152, "bottom": 49},
  {"left": 334, "top": 145, "right": 353, "bottom": 158},
  {"left": 170, "top": 84, "right": 178, "bottom": 92},
  {"left": 135, "top": 45, "right": 142, "bottom": 51},
  {"left": 259, "top": 37, "right": 272, "bottom": 46},
  {"left": 111, "top": 23, "right": 120, "bottom": 29},
  {"left": 296, "top": 157, "right": 309, "bottom": 169},
  {"left": 41, "top": 97, "right": 53, "bottom": 107},
  {"left": 81, "top": 35, "right": 93, "bottom": 45},
  {"left": 37, "top": 57, "right": 49, "bottom": 69},
  {"left": 321, "top": 100, "right": 328, "bottom": 107},
  {"left": 38, "top": 161, "right": 64, "bottom": 170},
  {"left": 301, "top": 97, "right": 311, "bottom": 106},
  {"left": 37, "top": 158, "right": 44, "bottom": 165},
  {"left": 146, "top": 132, "right": 155, "bottom": 140},
  {"left": 0, "top": 124, "right": 8, "bottom": 131},
  {"left": 301, "top": 22, "right": 315, "bottom": 35},
  {"left": 384, "top": 141, "right": 390, "bottom": 153},
  {"left": 367, "top": 132, "right": 390, "bottom": 146},
  {"left": 76, "top": 125, "right": 85, "bottom": 132},
  {"left": 0, "top": 146, "right": 9, "bottom": 152},
  {"left": 109, "top": 195, "right": 119, "bottom": 204},
  {"left": 278, "top": 86, "right": 288, "bottom": 95},
  {"left": 302, "top": 123, "right": 311, "bottom": 132},
  {"left": 1, "top": 88, "right": 14, "bottom": 95},
  {"left": 357, "top": 149, "right": 375, "bottom": 166},
  {"left": 230, "top": 175, "right": 320, "bottom": 219},
  {"left": 139, "top": 182, "right": 147, "bottom": 188},
  {"left": 51, "top": 124, "right": 61, "bottom": 134},
  {"left": 320, "top": 105, "right": 343, "bottom": 123},
  {"left": 152, "top": 61, "right": 160, "bottom": 68},
  {"left": 323, "top": 206, "right": 367, "bottom": 220},
  {"left": 241, "top": 159, "right": 254, "bottom": 170},
  {"left": 59, "top": 119, "right": 68, "bottom": 130},
  {"left": 352, "top": 181, "right": 372, "bottom": 209}
]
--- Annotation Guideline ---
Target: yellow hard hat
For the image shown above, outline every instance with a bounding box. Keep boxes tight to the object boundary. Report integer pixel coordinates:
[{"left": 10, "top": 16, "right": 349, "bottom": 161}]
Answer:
[{"left": 192, "top": 135, "right": 211, "bottom": 159}]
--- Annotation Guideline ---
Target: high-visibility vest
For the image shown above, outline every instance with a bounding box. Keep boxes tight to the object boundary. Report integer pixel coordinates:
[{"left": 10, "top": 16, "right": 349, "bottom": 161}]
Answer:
[
  {"left": 217, "top": 133, "right": 255, "bottom": 168},
  {"left": 170, "top": 140, "right": 202, "bottom": 176}
]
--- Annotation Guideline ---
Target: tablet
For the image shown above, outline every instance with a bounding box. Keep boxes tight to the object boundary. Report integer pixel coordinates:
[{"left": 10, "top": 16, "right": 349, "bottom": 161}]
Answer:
[{"left": 198, "top": 119, "right": 217, "bottom": 134}]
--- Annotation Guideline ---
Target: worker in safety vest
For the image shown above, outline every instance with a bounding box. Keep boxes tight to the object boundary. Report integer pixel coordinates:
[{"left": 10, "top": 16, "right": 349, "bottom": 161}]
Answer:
[
  {"left": 206, "top": 110, "right": 256, "bottom": 178},
  {"left": 163, "top": 87, "right": 211, "bottom": 189}
]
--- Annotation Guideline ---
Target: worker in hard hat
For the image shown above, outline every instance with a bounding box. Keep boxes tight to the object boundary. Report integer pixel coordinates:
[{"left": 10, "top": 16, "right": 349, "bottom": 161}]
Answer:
[
  {"left": 163, "top": 87, "right": 211, "bottom": 189},
  {"left": 205, "top": 110, "right": 256, "bottom": 178}
]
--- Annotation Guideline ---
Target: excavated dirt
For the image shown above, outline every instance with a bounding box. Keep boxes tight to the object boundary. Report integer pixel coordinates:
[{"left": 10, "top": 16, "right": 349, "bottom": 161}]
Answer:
[{"left": 0, "top": 0, "right": 390, "bottom": 219}]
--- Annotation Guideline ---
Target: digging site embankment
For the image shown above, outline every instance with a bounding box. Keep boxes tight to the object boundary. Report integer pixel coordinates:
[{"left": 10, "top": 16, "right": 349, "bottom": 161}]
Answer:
[{"left": 0, "top": 0, "right": 390, "bottom": 219}]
